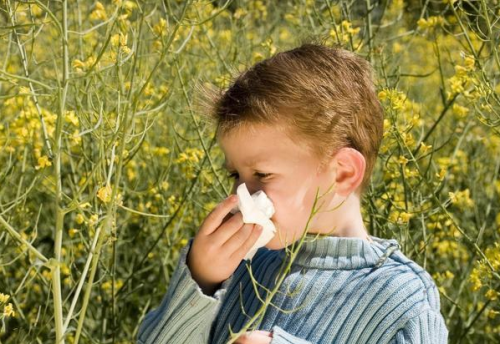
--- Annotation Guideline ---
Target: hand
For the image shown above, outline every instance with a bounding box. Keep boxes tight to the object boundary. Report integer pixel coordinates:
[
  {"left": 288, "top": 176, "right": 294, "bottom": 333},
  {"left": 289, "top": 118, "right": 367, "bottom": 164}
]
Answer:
[
  {"left": 187, "top": 195, "right": 264, "bottom": 295},
  {"left": 234, "top": 330, "right": 273, "bottom": 344}
]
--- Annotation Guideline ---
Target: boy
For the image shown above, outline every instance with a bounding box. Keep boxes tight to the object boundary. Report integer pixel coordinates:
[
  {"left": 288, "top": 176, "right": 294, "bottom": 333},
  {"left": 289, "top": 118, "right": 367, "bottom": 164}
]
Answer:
[{"left": 137, "top": 41, "right": 449, "bottom": 343}]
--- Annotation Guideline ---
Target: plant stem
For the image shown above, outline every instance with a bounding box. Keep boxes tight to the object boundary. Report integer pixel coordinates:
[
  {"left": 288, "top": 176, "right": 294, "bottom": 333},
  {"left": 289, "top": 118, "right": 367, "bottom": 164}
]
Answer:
[{"left": 52, "top": 0, "right": 70, "bottom": 342}]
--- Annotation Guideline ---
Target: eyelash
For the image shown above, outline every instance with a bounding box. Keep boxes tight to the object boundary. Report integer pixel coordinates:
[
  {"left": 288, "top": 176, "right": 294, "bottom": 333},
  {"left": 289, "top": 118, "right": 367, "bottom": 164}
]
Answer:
[{"left": 227, "top": 172, "right": 271, "bottom": 180}]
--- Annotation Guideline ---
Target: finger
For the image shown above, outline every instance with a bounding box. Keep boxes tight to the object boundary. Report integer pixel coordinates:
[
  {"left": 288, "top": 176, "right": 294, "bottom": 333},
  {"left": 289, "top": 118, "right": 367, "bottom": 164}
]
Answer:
[
  {"left": 253, "top": 330, "right": 273, "bottom": 337},
  {"left": 222, "top": 222, "right": 254, "bottom": 255},
  {"left": 227, "top": 223, "right": 263, "bottom": 260},
  {"left": 200, "top": 195, "right": 238, "bottom": 235},
  {"left": 211, "top": 211, "right": 244, "bottom": 245},
  {"left": 221, "top": 212, "right": 234, "bottom": 225},
  {"left": 236, "top": 331, "right": 272, "bottom": 344}
]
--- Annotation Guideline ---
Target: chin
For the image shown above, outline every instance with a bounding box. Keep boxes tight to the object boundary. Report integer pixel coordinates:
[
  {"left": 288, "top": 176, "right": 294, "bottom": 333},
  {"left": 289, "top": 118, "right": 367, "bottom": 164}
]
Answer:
[{"left": 264, "top": 237, "right": 285, "bottom": 250}]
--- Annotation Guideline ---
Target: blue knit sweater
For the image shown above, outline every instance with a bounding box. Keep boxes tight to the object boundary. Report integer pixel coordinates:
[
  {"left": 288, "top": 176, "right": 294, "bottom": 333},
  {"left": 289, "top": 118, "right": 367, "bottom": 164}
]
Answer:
[{"left": 137, "top": 234, "right": 449, "bottom": 343}]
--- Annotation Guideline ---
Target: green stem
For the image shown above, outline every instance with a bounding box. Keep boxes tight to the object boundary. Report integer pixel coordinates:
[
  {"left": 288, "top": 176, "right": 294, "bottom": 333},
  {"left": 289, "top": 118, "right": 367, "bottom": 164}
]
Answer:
[
  {"left": 52, "top": 0, "right": 70, "bottom": 342},
  {"left": 0, "top": 215, "right": 49, "bottom": 263}
]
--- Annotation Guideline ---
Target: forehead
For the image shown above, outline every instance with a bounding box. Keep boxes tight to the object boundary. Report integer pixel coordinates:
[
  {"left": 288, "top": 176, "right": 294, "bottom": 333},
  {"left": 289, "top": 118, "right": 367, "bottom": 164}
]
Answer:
[{"left": 218, "top": 123, "right": 313, "bottom": 166}]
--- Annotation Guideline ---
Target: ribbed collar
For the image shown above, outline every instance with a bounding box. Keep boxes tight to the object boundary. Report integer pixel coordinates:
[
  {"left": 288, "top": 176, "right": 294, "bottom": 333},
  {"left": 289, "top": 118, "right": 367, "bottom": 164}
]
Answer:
[{"left": 276, "top": 234, "right": 400, "bottom": 270}]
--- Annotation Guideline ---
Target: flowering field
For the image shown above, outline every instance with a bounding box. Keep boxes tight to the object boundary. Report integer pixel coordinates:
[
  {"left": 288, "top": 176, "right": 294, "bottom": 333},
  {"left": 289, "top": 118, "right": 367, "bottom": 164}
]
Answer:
[{"left": 0, "top": 0, "right": 499, "bottom": 343}]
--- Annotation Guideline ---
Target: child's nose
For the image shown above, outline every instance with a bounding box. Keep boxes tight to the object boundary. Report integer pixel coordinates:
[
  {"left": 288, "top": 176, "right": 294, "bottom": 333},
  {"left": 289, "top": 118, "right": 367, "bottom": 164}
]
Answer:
[{"left": 232, "top": 181, "right": 260, "bottom": 196}]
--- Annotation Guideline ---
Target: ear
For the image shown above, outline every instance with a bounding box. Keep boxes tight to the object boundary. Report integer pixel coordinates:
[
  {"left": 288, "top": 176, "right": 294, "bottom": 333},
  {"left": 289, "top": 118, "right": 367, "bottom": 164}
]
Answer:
[{"left": 331, "top": 148, "right": 366, "bottom": 197}]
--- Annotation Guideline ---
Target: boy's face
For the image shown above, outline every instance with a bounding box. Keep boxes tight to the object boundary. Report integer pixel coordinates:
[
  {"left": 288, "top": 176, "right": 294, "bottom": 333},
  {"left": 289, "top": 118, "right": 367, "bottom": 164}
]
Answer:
[{"left": 218, "top": 122, "right": 338, "bottom": 250}]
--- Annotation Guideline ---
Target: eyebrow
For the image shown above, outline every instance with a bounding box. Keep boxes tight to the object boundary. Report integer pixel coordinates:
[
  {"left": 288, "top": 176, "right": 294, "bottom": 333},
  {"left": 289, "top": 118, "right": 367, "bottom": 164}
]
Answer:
[{"left": 223, "top": 159, "right": 270, "bottom": 170}]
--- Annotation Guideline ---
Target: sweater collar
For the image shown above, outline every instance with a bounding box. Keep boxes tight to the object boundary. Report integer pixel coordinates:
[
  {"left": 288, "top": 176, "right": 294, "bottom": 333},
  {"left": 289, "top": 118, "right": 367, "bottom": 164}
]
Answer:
[{"left": 276, "top": 234, "right": 400, "bottom": 270}]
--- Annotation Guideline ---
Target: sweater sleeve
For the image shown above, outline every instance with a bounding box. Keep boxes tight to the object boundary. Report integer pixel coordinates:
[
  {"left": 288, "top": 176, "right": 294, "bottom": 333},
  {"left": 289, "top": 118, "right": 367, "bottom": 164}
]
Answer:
[
  {"left": 270, "top": 325, "right": 313, "bottom": 344},
  {"left": 136, "top": 238, "right": 234, "bottom": 344},
  {"left": 389, "top": 309, "right": 449, "bottom": 344}
]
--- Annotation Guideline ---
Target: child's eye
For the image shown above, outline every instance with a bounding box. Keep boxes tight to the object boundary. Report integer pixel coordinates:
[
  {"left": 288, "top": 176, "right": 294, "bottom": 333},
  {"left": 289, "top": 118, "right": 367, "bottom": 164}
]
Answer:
[
  {"left": 228, "top": 172, "right": 239, "bottom": 179},
  {"left": 226, "top": 172, "right": 271, "bottom": 180},
  {"left": 256, "top": 172, "right": 272, "bottom": 179}
]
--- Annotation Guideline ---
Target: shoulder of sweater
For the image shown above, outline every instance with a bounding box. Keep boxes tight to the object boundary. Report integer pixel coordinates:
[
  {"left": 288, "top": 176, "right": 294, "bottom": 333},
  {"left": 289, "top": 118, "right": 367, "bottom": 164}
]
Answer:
[{"left": 381, "top": 249, "right": 442, "bottom": 312}]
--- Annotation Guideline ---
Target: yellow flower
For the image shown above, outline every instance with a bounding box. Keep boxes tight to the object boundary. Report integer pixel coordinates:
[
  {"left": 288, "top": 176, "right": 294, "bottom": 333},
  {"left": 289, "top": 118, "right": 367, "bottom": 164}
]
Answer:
[
  {"left": 3, "top": 303, "right": 15, "bottom": 317},
  {"left": 448, "top": 189, "right": 474, "bottom": 208},
  {"left": 97, "top": 185, "right": 113, "bottom": 203},
  {"left": 396, "top": 155, "right": 409, "bottom": 166},
  {"left": 65, "top": 111, "right": 79, "bottom": 126},
  {"left": 485, "top": 289, "right": 498, "bottom": 301},
  {"left": 101, "top": 279, "right": 124, "bottom": 295},
  {"left": 279, "top": 28, "right": 291, "bottom": 41},
  {"left": 378, "top": 88, "right": 406, "bottom": 110},
  {"left": 174, "top": 148, "right": 204, "bottom": 164},
  {"left": 72, "top": 59, "right": 86, "bottom": 69},
  {"left": 341, "top": 20, "right": 360, "bottom": 35},
  {"left": 329, "top": 20, "right": 361, "bottom": 45},
  {"left": 160, "top": 181, "right": 170, "bottom": 190},
  {"left": 435, "top": 167, "right": 446, "bottom": 181},
  {"left": 90, "top": 1, "right": 107, "bottom": 21},
  {"left": 399, "top": 211, "right": 414, "bottom": 223},
  {"left": 123, "top": 0, "right": 137, "bottom": 14},
  {"left": 35, "top": 155, "right": 52, "bottom": 170},
  {"left": 42, "top": 269, "right": 52, "bottom": 280},
  {"left": 0, "top": 293, "right": 10, "bottom": 304},
  {"left": 419, "top": 142, "right": 432, "bottom": 154},
  {"left": 252, "top": 51, "right": 264, "bottom": 63},
  {"left": 111, "top": 33, "right": 128, "bottom": 47},
  {"left": 153, "top": 18, "right": 167, "bottom": 37},
  {"left": 463, "top": 56, "right": 475, "bottom": 71},
  {"left": 452, "top": 104, "right": 469, "bottom": 119},
  {"left": 88, "top": 214, "right": 99, "bottom": 227},
  {"left": 448, "top": 75, "right": 465, "bottom": 94},
  {"left": 487, "top": 309, "right": 500, "bottom": 319},
  {"left": 392, "top": 42, "right": 403, "bottom": 53},
  {"left": 219, "top": 29, "right": 232, "bottom": 43},
  {"left": 69, "top": 228, "right": 79, "bottom": 238},
  {"left": 444, "top": 270, "right": 454, "bottom": 279},
  {"left": 378, "top": 89, "right": 388, "bottom": 101},
  {"left": 72, "top": 56, "right": 99, "bottom": 72},
  {"left": 75, "top": 213, "right": 84, "bottom": 224},
  {"left": 61, "top": 263, "right": 70, "bottom": 276},
  {"left": 234, "top": 8, "right": 247, "bottom": 19},
  {"left": 284, "top": 13, "right": 299, "bottom": 25},
  {"left": 417, "top": 16, "right": 444, "bottom": 30}
]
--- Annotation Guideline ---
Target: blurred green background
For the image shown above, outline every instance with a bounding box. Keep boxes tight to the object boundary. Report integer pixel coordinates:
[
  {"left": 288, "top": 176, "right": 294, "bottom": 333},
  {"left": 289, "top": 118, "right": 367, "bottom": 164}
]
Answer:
[{"left": 0, "top": 0, "right": 499, "bottom": 342}]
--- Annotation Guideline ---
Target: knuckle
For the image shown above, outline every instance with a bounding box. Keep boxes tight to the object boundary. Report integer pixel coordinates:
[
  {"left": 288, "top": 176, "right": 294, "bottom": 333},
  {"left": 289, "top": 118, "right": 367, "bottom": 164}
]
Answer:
[
  {"left": 205, "top": 241, "right": 217, "bottom": 255},
  {"left": 205, "top": 210, "right": 217, "bottom": 222},
  {"left": 230, "top": 213, "right": 243, "bottom": 226},
  {"left": 239, "top": 224, "right": 251, "bottom": 237}
]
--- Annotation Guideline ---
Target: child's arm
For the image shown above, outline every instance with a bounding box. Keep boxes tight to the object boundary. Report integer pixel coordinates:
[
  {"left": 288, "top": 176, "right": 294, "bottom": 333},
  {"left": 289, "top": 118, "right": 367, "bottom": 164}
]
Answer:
[
  {"left": 137, "top": 195, "right": 263, "bottom": 344},
  {"left": 136, "top": 238, "right": 235, "bottom": 344},
  {"left": 389, "top": 309, "right": 449, "bottom": 343}
]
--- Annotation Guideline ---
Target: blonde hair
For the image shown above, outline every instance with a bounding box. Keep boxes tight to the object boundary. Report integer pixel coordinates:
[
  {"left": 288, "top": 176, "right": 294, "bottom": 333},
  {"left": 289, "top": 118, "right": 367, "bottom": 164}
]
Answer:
[{"left": 197, "top": 39, "right": 384, "bottom": 196}]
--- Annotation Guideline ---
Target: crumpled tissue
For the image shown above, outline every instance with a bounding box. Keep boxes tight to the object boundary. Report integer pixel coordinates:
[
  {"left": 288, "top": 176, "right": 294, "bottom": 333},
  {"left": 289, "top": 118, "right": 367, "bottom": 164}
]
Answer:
[{"left": 229, "top": 183, "right": 276, "bottom": 260}]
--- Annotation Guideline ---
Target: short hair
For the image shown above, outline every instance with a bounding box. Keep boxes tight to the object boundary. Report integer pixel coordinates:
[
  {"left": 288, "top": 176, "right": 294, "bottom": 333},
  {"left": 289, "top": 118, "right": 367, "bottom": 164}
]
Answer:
[{"left": 197, "top": 39, "right": 384, "bottom": 196}]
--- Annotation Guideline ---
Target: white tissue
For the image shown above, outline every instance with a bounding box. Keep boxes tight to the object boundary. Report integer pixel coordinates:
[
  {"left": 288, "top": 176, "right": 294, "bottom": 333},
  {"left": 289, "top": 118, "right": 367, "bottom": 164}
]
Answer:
[{"left": 229, "top": 183, "right": 276, "bottom": 260}]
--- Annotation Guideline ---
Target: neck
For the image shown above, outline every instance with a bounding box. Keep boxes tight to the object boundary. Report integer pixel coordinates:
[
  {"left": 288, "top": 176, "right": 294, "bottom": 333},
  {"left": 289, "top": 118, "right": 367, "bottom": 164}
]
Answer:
[{"left": 307, "top": 192, "right": 371, "bottom": 242}]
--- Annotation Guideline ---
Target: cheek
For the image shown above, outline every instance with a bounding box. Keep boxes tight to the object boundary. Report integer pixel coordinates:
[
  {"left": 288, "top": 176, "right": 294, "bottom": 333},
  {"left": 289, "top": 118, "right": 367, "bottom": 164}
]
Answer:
[{"left": 267, "top": 183, "right": 313, "bottom": 229}]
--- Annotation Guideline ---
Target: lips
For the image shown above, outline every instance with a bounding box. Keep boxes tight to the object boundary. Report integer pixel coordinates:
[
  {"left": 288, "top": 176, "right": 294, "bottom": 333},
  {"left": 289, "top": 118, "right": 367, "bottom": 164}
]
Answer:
[{"left": 230, "top": 183, "right": 277, "bottom": 260}]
